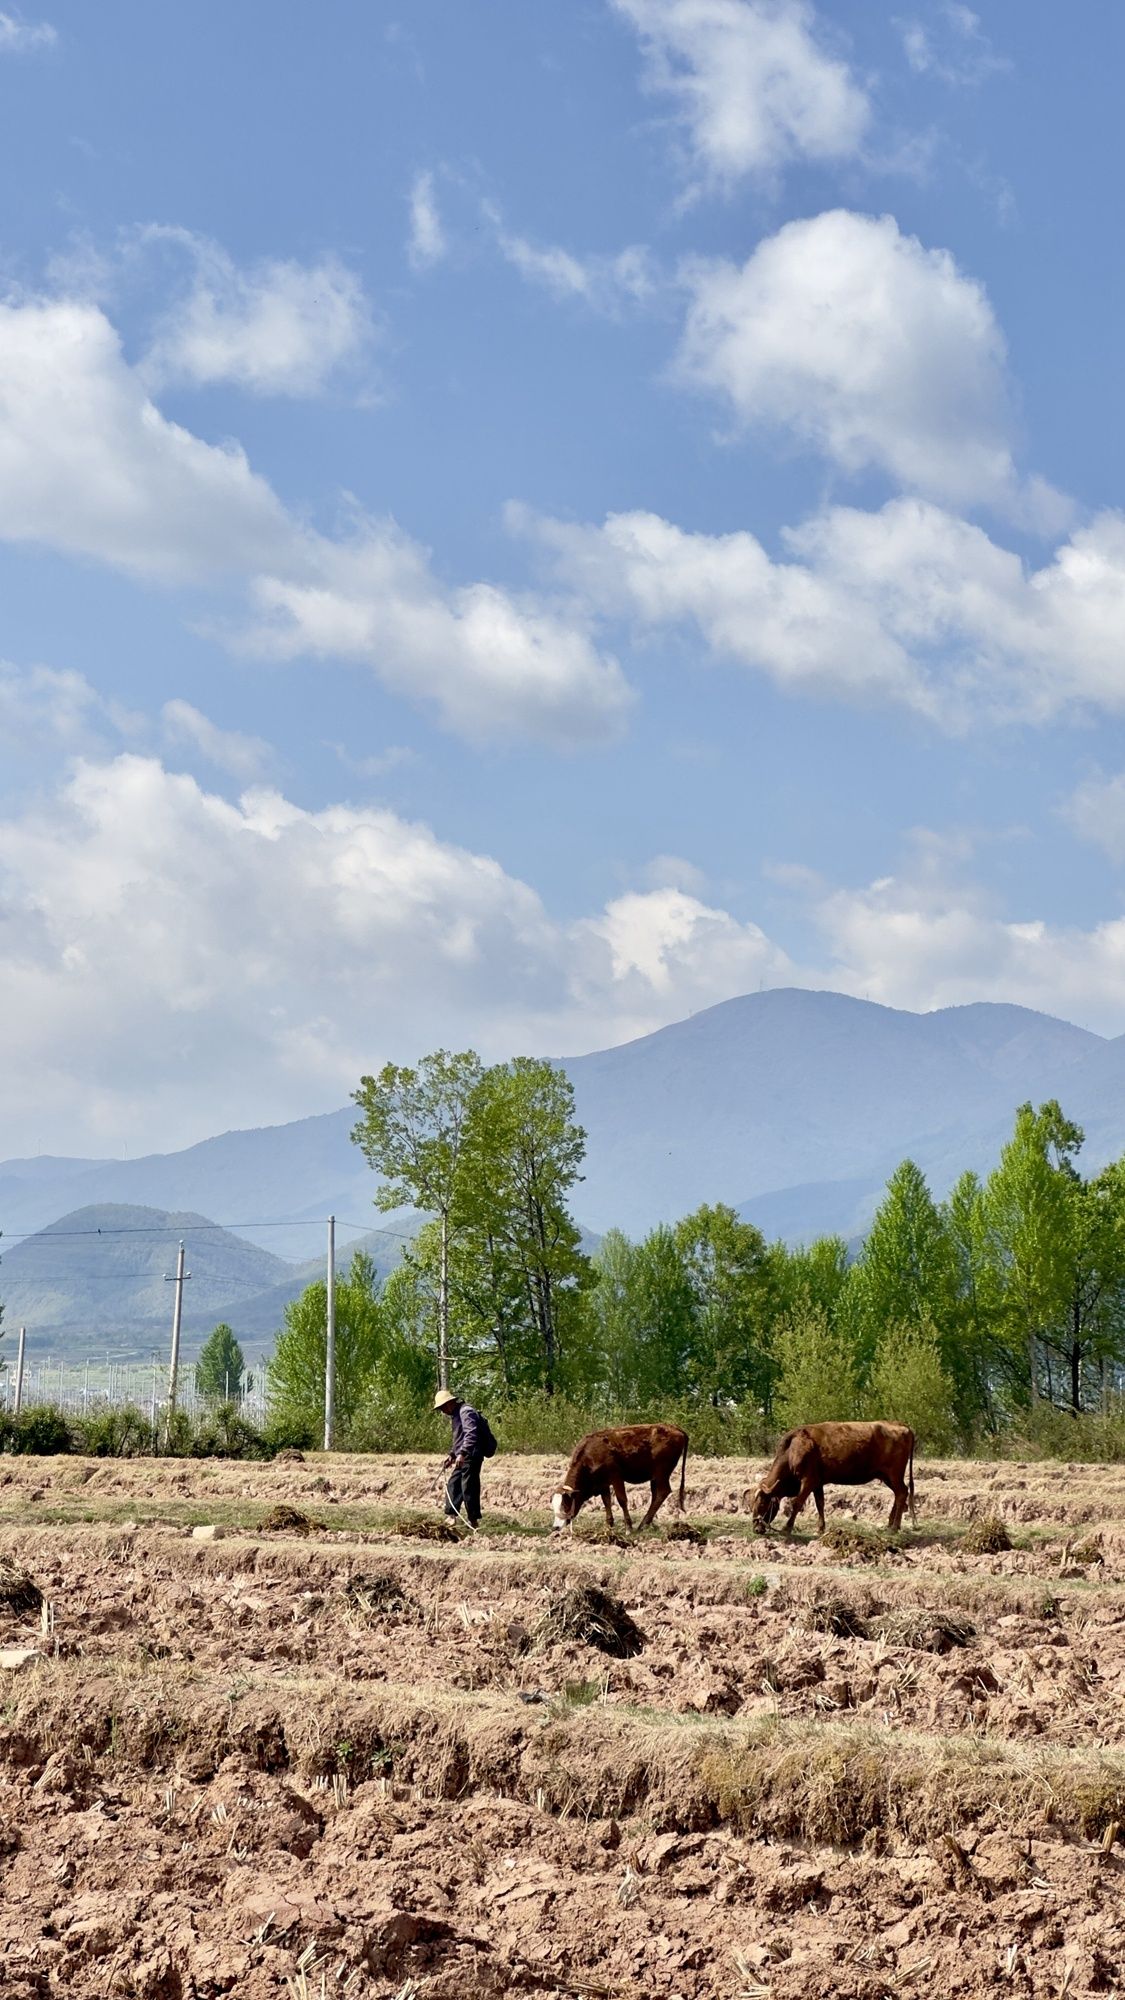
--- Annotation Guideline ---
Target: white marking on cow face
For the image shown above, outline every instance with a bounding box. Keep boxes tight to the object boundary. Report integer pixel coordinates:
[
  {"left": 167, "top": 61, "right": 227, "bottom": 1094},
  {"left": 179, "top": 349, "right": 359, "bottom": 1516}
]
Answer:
[{"left": 550, "top": 1488, "right": 575, "bottom": 1532}]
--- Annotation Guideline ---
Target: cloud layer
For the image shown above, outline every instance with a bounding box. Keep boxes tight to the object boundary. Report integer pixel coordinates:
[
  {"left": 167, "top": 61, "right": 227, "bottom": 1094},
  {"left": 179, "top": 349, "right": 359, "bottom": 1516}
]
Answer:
[
  {"left": 0, "top": 294, "right": 629, "bottom": 745},
  {"left": 612, "top": 0, "right": 869, "bottom": 186},
  {"left": 4, "top": 747, "right": 1125, "bottom": 1156}
]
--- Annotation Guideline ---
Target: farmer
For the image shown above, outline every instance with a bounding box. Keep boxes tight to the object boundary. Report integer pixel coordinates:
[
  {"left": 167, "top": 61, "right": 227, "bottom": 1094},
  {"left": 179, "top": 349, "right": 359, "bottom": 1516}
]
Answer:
[{"left": 434, "top": 1387, "right": 491, "bottom": 1529}]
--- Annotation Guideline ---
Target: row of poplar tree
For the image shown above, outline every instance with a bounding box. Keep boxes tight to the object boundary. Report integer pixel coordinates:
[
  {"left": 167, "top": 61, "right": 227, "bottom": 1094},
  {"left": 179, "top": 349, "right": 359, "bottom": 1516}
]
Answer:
[{"left": 266, "top": 1051, "right": 1125, "bottom": 1452}]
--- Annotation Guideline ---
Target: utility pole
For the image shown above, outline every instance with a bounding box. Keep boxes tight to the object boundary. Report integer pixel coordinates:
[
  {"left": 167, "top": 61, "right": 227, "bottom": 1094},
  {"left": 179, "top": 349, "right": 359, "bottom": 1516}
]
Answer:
[
  {"left": 438, "top": 1212, "right": 449, "bottom": 1390},
  {"left": 13, "top": 1327, "right": 26, "bottom": 1417},
  {"left": 324, "top": 1215, "right": 336, "bottom": 1450},
  {"left": 163, "top": 1241, "right": 191, "bottom": 1442}
]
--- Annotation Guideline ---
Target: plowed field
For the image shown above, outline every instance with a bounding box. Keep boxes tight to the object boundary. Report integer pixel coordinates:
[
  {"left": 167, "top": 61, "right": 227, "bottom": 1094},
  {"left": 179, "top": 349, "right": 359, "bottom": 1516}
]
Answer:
[{"left": 2, "top": 1449, "right": 1125, "bottom": 1999}]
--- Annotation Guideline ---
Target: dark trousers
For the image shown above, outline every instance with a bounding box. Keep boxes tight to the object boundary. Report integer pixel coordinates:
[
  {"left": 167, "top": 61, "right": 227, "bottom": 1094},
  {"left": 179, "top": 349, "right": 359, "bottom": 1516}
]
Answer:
[{"left": 444, "top": 1454, "right": 482, "bottom": 1526}]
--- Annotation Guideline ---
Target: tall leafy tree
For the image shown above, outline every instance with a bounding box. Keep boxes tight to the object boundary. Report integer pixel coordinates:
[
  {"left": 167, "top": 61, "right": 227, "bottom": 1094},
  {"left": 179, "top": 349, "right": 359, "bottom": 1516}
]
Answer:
[
  {"left": 1055, "top": 1161, "right": 1125, "bottom": 1412},
  {"left": 454, "top": 1057, "right": 590, "bottom": 1396},
  {"left": 673, "top": 1203, "right": 773, "bottom": 1405},
  {"left": 268, "top": 1250, "right": 383, "bottom": 1440},
  {"left": 984, "top": 1101, "right": 1083, "bottom": 1406},
  {"left": 843, "top": 1160, "right": 957, "bottom": 1370},
  {"left": 351, "top": 1049, "right": 483, "bottom": 1387},
  {"left": 195, "top": 1323, "right": 245, "bottom": 1401}
]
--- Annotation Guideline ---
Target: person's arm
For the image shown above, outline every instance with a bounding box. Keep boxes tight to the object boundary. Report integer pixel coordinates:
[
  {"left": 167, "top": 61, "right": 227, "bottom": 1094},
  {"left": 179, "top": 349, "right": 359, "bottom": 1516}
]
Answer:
[{"left": 457, "top": 1405, "right": 481, "bottom": 1458}]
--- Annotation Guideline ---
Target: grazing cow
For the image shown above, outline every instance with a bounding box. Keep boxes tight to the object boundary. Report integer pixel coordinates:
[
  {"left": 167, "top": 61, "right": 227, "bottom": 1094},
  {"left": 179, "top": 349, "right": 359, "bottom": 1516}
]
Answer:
[
  {"left": 751, "top": 1420, "right": 916, "bottom": 1535},
  {"left": 550, "top": 1423, "right": 689, "bottom": 1533}
]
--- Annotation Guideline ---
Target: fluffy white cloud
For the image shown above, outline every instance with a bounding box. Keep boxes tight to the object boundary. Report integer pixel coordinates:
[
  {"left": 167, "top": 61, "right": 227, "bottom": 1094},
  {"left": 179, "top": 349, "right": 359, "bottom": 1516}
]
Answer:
[
  {"left": 0, "top": 11, "right": 55, "bottom": 53},
  {"left": 0, "top": 661, "right": 107, "bottom": 748},
  {"left": 0, "top": 753, "right": 791, "bottom": 1151},
  {"left": 141, "top": 233, "right": 374, "bottom": 397},
  {"left": 485, "top": 204, "right": 656, "bottom": 312},
  {"left": 678, "top": 210, "right": 1058, "bottom": 517},
  {"left": 521, "top": 495, "right": 1125, "bottom": 726},
  {"left": 0, "top": 294, "right": 629, "bottom": 745},
  {"left": 7, "top": 749, "right": 1125, "bottom": 1155},
  {"left": 812, "top": 866, "right": 1125, "bottom": 1034},
  {"left": 611, "top": 0, "right": 869, "bottom": 186},
  {"left": 408, "top": 171, "right": 447, "bottom": 270}
]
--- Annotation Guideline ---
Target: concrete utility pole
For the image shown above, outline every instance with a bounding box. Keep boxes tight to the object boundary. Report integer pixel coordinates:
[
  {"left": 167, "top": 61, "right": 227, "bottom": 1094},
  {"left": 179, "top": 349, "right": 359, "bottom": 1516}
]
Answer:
[
  {"left": 13, "top": 1327, "right": 26, "bottom": 1417},
  {"left": 324, "top": 1215, "right": 337, "bottom": 1450},
  {"left": 163, "top": 1241, "right": 191, "bottom": 1440}
]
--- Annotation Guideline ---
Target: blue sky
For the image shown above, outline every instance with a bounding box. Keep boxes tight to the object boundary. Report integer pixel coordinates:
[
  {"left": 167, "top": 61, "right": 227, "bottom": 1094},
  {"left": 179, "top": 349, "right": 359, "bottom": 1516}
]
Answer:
[{"left": 2, "top": 0, "right": 1125, "bottom": 1158}]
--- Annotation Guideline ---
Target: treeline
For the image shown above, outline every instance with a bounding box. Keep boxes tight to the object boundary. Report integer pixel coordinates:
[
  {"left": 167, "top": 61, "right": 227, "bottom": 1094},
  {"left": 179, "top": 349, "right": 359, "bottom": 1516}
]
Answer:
[{"left": 265, "top": 1057, "right": 1125, "bottom": 1458}]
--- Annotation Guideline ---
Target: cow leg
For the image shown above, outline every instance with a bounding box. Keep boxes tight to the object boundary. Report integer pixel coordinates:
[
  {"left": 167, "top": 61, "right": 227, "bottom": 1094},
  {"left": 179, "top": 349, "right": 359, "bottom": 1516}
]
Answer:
[
  {"left": 601, "top": 1489, "right": 615, "bottom": 1529},
  {"left": 611, "top": 1474, "right": 634, "bottom": 1532},
  {"left": 638, "top": 1477, "right": 672, "bottom": 1529},
  {"left": 814, "top": 1485, "right": 826, "bottom": 1533},
  {"left": 887, "top": 1481, "right": 907, "bottom": 1531},
  {"left": 783, "top": 1476, "right": 816, "bottom": 1535}
]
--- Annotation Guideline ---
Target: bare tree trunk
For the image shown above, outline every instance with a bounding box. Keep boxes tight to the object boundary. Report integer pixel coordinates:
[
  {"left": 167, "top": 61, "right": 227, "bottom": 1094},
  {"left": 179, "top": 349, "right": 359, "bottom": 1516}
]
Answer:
[{"left": 438, "top": 1211, "right": 449, "bottom": 1390}]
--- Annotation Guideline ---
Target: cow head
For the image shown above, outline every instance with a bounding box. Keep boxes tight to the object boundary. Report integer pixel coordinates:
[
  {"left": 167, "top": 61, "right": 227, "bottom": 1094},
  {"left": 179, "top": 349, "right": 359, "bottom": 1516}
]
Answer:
[
  {"left": 752, "top": 1487, "right": 781, "bottom": 1531},
  {"left": 550, "top": 1485, "right": 581, "bottom": 1532}
]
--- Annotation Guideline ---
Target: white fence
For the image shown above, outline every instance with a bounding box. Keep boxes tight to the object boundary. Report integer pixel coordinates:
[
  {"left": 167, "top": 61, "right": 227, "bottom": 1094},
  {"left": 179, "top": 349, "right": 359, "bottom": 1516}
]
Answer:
[{"left": 3, "top": 1357, "right": 268, "bottom": 1427}]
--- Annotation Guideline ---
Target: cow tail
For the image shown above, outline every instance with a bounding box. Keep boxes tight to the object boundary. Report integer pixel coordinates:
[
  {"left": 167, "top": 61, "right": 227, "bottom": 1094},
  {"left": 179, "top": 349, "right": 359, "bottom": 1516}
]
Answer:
[
  {"left": 908, "top": 1433, "right": 917, "bottom": 1527},
  {"left": 679, "top": 1434, "right": 688, "bottom": 1514}
]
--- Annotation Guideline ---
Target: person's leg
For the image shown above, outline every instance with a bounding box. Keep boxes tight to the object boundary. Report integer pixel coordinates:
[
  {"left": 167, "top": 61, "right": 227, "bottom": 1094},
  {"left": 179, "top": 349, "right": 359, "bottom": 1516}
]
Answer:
[
  {"left": 462, "top": 1454, "right": 483, "bottom": 1526},
  {"left": 444, "top": 1464, "right": 465, "bottom": 1519}
]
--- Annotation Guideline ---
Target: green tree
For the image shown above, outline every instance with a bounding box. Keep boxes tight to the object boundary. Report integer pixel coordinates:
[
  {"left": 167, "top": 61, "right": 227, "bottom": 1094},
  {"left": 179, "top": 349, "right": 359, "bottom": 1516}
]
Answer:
[
  {"left": 772, "top": 1293, "right": 861, "bottom": 1432},
  {"left": 984, "top": 1101, "right": 1083, "bottom": 1406},
  {"left": 867, "top": 1316, "right": 958, "bottom": 1454},
  {"left": 673, "top": 1203, "right": 773, "bottom": 1405},
  {"left": 843, "top": 1160, "right": 957, "bottom": 1371},
  {"left": 452, "top": 1056, "right": 590, "bottom": 1397},
  {"left": 589, "top": 1228, "right": 639, "bottom": 1406},
  {"left": 195, "top": 1323, "right": 245, "bottom": 1401},
  {"left": 351, "top": 1049, "right": 483, "bottom": 1387},
  {"left": 1055, "top": 1161, "right": 1125, "bottom": 1413},
  {"left": 767, "top": 1235, "right": 850, "bottom": 1325},
  {"left": 268, "top": 1250, "right": 383, "bottom": 1439}
]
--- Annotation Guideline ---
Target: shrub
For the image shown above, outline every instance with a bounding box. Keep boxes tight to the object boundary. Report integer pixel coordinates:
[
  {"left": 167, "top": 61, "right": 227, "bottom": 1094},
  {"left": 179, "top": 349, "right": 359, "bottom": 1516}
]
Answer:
[
  {"left": 867, "top": 1316, "right": 958, "bottom": 1454},
  {"left": 10, "top": 1405, "right": 73, "bottom": 1455},
  {"left": 189, "top": 1402, "right": 272, "bottom": 1460},
  {"left": 73, "top": 1404, "right": 153, "bottom": 1457},
  {"left": 771, "top": 1296, "right": 861, "bottom": 1432}
]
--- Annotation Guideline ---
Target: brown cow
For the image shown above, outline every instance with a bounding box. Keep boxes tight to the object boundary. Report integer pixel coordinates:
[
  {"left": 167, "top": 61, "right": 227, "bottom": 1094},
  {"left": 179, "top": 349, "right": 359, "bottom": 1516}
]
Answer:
[
  {"left": 551, "top": 1423, "right": 688, "bottom": 1533},
  {"left": 751, "top": 1420, "right": 916, "bottom": 1535}
]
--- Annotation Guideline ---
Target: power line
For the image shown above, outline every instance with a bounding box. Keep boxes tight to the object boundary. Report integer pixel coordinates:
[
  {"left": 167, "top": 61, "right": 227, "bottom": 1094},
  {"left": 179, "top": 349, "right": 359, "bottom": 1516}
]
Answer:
[{"left": 1, "top": 1216, "right": 420, "bottom": 1246}]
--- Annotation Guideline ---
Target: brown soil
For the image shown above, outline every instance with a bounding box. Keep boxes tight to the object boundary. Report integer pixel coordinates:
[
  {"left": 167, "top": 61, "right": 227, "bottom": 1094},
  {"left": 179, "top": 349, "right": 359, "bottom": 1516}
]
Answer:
[{"left": 3, "top": 1449, "right": 1125, "bottom": 1996}]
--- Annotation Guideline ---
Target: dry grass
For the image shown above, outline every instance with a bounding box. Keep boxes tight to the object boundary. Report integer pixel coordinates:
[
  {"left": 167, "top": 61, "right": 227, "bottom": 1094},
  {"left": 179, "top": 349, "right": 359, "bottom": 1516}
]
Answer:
[
  {"left": 536, "top": 1585, "right": 646, "bottom": 1659},
  {"left": 343, "top": 1570, "right": 415, "bottom": 1618},
  {"left": 0, "top": 1555, "right": 42, "bottom": 1616},
  {"left": 960, "top": 1515, "right": 1013, "bottom": 1555},
  {"left": 819, "top": 1521, "right": 900, "bottom": 1563},
  {"left": 260, "top": 1505, "right": 315, "bottom": 1535},
  {"left": 379, "top": 1509, "right": 462, "bottom": 1543}
]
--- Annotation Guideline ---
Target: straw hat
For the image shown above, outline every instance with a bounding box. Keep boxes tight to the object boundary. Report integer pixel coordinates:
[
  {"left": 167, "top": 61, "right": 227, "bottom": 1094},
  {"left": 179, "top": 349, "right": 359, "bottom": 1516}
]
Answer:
[{"left": 433, "top": 1388, "right": 459, "bottom": 1411}]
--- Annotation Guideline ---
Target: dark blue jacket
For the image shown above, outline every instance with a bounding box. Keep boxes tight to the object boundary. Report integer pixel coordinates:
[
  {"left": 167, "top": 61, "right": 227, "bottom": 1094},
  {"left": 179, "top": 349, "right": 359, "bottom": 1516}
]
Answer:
[{"left": 450, "top": 1403, "right": 482, "bottom": 1458}]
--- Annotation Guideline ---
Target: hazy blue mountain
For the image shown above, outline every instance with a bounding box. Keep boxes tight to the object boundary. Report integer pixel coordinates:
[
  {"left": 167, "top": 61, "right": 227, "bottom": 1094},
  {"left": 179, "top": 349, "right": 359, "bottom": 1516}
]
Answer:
[
  {"left": 0, "top": 1206, "right": 418, "bottom": 1362},
  {"left": 2, "top": 993, "right": 1124, "bottom": 1309}
]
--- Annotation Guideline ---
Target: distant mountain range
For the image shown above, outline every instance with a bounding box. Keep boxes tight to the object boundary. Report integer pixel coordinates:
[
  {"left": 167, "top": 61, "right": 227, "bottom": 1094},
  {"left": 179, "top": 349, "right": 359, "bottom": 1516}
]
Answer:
[{"left": 4, "top": 987, "right": 1125, "bottom": 1360}]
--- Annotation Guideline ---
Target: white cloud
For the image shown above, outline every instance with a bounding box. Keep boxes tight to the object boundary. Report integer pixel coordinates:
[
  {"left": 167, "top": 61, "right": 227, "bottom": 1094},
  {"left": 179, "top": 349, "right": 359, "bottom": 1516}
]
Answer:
[
  {"left": 519, "top": 495, "right": 1125, "bottom": 727},
  {"left": 141, "top": 233, "right": 374, "bottom": 397},
  {"left": 0, "top": 298, "right": 292, "bottom": 581},
  {"left": 1063, "top": 773, "right": 1125, "bottom": 866},
  {"left": 0, "top": 12, "right": 56, "bottom": 53},
  {"left": 160, "top": 700, "right": 271, "bottom": 781},
  {"left": 898, "top": 5, "right": 1008, "bottom": 87},
  {"left": 0, "top": 661, "right": 106, "bottom": 748},
  {"left": 485, "top": 204, "right": 656, "bottom": 312},
  {"left": 408, "top": 171, "right": 447, "bottom": 270},
  {"left": 611, "top": 0, "right": 869, "bottom": 187},
  {"left": 0, "top": 753, "right": 790, "bottom": 1152},
  {"left": 678, "top": 209, "right": 1061, "bottom": 520},
  {"left": 8, "top": 749, "right": 1125, "bottom": 1155},
  {"left": 0, "top": 294, "right": 629, "bottom": 746}
]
